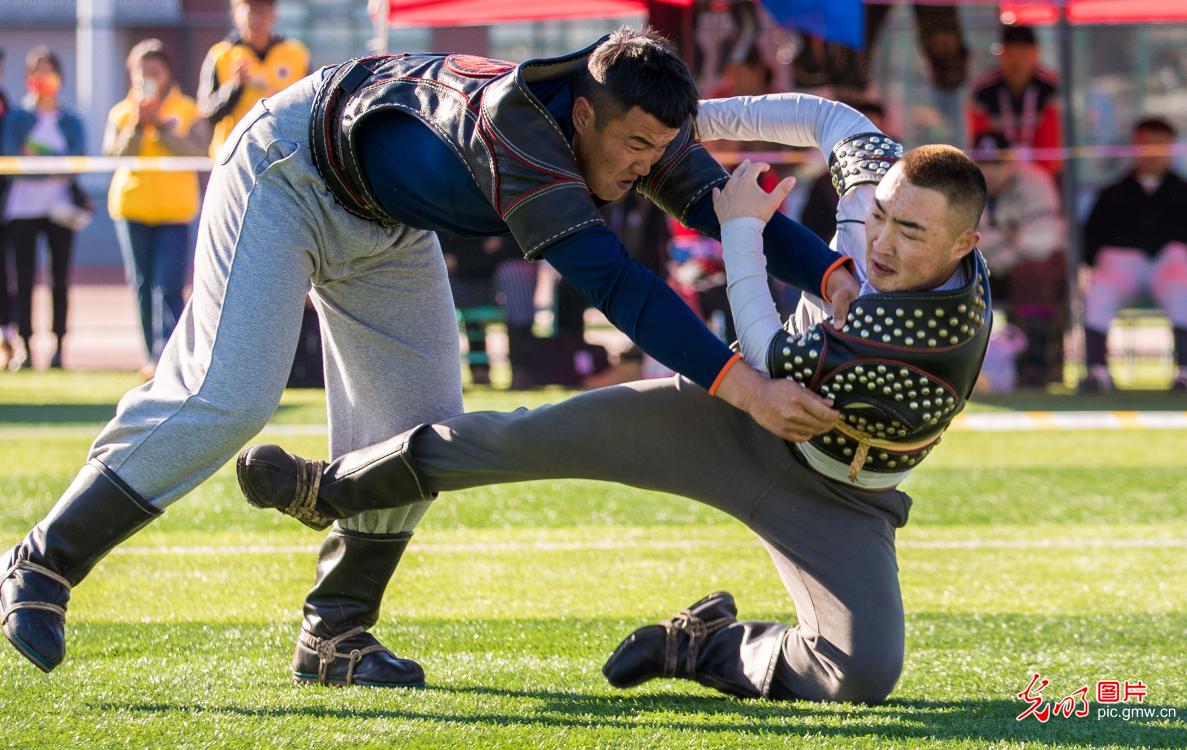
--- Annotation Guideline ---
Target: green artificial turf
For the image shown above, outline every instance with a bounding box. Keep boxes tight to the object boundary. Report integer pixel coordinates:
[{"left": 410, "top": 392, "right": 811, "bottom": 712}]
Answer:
[{"left": 0, "top": 372, "right": 1183, "bottom": 748}]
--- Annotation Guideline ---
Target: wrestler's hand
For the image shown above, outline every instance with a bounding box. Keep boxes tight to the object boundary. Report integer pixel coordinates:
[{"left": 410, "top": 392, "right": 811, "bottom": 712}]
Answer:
[
  {"left": 824, "top": 266, "right": 859, "bottom": 329},
  {"left": 712, "top": 159, "right": 795, "bottom": 225},
  {"left": 715, "top": 362, "right": 838, "bottom": 442}
]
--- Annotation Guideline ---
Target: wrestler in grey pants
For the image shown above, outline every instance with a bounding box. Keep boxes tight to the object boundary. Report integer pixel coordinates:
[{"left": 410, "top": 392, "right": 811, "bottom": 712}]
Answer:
[
  {"left": 92, "top": 69, "right": 462, "bottom": 532},
  {"left": 408, "top": 375, "right": 911, "bottom": 702}
]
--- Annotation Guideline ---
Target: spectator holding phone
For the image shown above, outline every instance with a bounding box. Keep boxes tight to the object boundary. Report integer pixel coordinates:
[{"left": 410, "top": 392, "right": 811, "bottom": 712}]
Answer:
[
  {"left": 103, "top": 39, "right": 208, "bottom": 379},
  {"left": 1, "top": 46, "right": 86, "bottom": 369}
]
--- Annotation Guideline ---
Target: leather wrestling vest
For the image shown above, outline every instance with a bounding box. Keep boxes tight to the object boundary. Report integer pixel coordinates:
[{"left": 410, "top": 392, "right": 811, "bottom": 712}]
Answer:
[
  {"left": 308, "top": 38, "right": 728, "bottom": 259},
  {"left": 768, "top": 251, "right": 992, "bottom": 488}
]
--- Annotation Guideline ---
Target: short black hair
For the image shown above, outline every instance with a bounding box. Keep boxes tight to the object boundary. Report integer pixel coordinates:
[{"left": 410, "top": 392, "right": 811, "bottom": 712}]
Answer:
[
  {"left": 971, "top": 130, "right": 1013, "bottom": 162},
  {"left": 900, "top": 145, "right": 988, "bottom": 235},
  {"left": 572, "top": 27, "right": 698, "bottom": 130},
  {"left": 1000, "top": 24, "right": 1037, "bottom": 46},
  {"left": 1133, "top": 116, "right": 1176, "bottom": 139},
  {"left": 26, "top": 46, "right": 62, "bottom": 77}
]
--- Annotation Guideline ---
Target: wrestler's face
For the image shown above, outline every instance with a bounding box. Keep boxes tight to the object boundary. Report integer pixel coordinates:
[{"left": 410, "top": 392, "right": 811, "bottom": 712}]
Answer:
[
  {"left": 572, "top": 98, "right": 680, "bottom": 201},
  {"left": 865, "top": 164, "right": 978, "bottom": 293}
]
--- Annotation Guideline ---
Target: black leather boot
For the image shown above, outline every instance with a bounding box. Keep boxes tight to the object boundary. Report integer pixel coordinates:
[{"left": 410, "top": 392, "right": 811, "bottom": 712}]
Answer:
[
  {"left": 603, "top": 591, "right": 790, "bottom": 699},
  {"left": 237, "top": 429, "right": 430, "bottom": 530},
  {"left": 1, "top": 459, "right": 162, "bottom": 672},
  {"left": 292, "top": 528, "right": 425, "bottom": 687}
]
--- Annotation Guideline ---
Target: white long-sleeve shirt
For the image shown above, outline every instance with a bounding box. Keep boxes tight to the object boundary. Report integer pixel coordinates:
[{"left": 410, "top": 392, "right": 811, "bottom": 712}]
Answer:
[{"left": 696, "top": 94, "right": 879, "bottom": 369}]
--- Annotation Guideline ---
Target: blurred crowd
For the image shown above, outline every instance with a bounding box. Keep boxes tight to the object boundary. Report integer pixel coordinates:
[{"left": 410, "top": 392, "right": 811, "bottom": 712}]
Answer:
[{"left": 1, "top": 0, "right": 1186, "bottom": 394}]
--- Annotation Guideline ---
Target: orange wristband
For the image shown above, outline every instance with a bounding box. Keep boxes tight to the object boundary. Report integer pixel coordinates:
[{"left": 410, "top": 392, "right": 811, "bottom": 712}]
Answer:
[
  {"left": 819, "top": 255, "right": 856, "bottom": 302},
  {"left": 708, "top": 352, "right": 743, "bottom": 396}
]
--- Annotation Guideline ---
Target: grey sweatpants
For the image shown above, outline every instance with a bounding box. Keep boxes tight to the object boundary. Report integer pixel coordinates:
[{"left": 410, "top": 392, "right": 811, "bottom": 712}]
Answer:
[
  {"left": 90, "top": 69, "right": 463, "bottom": 535},
  {"left": 412, "top": 377, "right": 911, "bottom": 702}
]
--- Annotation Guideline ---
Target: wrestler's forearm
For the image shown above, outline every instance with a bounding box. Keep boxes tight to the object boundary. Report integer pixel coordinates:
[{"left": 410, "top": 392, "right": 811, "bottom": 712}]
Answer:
[
  {"left": 685, "top": 195, "right": 848, "bottom": 299},
  {"left": 696, "top": 93, "right": 878, "bottom": 154},
  {"left": 721, "top": 216, "right": 782, "bottom": 371}
]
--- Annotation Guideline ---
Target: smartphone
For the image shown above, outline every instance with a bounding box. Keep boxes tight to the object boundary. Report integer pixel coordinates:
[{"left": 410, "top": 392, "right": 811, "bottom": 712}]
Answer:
[{"left": 139, "top": 78, "right": 159, "bottom": 101}]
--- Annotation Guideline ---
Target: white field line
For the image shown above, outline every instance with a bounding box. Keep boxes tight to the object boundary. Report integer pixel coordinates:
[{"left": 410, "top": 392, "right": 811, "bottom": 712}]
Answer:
[
  {"left": 6, "top": 412, "right": 1187, "bottom": 440},
  {"left": 111, "top": 537, "right": 1187, "bottom": 557}
]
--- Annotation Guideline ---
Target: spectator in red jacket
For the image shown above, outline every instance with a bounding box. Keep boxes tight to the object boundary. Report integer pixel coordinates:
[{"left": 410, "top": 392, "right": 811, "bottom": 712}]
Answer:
[{"left": 969, "top": 25, "right": 1062, "bottom": 177}]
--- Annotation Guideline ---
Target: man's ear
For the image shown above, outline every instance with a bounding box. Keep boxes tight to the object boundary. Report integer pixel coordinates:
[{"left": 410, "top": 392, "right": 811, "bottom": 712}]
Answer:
[
  {"left": 955, "top": 229, "right": 980, "bottom": 259},
  {"left": 572, "top": 96, "right": 595, "bottom": 136}
]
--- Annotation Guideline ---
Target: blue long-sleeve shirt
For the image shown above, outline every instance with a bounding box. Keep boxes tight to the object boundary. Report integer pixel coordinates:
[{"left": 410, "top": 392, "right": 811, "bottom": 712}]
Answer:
[{"left": 356, "top": 78, "right": 844, "bottom": 390}]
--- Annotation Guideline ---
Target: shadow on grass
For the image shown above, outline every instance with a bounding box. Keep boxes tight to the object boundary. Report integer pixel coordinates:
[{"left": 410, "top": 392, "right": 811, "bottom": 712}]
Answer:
[{"left": 97, "top": 692, "right": 1186, "bottom": 746}]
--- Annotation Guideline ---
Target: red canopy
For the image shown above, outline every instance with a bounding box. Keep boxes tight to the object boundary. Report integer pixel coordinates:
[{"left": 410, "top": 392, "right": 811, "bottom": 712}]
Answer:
[
  {"left": 384, "top": 0, "right": 689, "bottom": 27},
  {"left": 999, "top": 0, "right": 1187, "bottom": 25}
]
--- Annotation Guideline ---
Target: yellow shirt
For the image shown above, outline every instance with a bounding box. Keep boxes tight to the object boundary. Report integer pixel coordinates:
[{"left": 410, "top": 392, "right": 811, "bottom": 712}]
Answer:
[
  {"left": 202, "top": 36, "right": 310, "bottom": 157},
  {"left": 106, "top": 87, "right": 202, "bottom": 225}
]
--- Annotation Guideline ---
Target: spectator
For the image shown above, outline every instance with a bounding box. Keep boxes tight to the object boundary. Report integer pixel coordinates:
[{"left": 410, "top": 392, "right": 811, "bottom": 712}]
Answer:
[
  {"left": 198, "top": 0, "right": 309, "bottom": 158},
  {"left": 103, "top": 39, "right": 208, "bottom": 379},
  {"left": 1, "top": 47, "right": 87, "bottom": 370},
  {"left": 973, "top": 131, "right": 1066, "bottom": 387},
  {"left": 1080, "top": 117, "right": 1187, "bottom": 393},
  {"left": 0, "top": 47, "right": 15, "bottom": 369},
  {"left": 440, "top": 232, "right": 518, "bottom": 386},
  {"left": 800, "top": 100, "right": 888, "bottom": 244},
  {"left": 969, "top": 25, "right": 1061, "bottom": 177}
]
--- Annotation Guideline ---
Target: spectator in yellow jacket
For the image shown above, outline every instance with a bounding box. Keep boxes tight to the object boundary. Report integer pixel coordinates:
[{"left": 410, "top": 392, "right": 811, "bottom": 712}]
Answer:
[
  {"left": 103, "top": 39, "right": 208, "bottom": 378},
  {"left": 198, "top": 0, "right": 309, "bottom": 158}
]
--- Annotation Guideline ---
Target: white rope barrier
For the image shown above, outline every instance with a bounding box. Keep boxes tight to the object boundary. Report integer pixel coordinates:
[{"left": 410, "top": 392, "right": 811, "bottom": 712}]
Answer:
[
  {"left": 0, "top": 156, "right": 213, "bottom": 175},
  {"left": 2, "top": 142, "right": 1184, "bottom": 174}
]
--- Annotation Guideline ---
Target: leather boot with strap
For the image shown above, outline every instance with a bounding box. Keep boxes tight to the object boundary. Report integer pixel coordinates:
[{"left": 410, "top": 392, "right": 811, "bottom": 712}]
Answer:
[
  {"left": 1, "top": 459, "right": 162, "bottom": 672},
  {"left": 603, "top": 591, "right": 790, "bottom": 699},
  {"left": 237, "top": 429, "right": 429, "bottom": 530},
  {"left": 292, "top": 528, "right": 424, "bottom": 687}
]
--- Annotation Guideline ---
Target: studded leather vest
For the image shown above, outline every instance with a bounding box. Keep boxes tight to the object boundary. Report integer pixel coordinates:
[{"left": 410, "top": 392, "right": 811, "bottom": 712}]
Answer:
[
  {"left": 768, "top": 251, "right": 992, "bottom": 488},
  {"left": 308, "top": 39, "right": 728, "bottom": 259}
]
